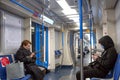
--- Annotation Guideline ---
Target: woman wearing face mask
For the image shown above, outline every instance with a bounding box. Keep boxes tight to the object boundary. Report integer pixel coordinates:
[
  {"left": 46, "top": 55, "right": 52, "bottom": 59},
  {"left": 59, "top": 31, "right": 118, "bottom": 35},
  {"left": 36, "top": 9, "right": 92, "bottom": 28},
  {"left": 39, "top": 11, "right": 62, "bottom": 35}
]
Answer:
[{"left": 76, "top": 35, "right": 118, "bottom": 80}]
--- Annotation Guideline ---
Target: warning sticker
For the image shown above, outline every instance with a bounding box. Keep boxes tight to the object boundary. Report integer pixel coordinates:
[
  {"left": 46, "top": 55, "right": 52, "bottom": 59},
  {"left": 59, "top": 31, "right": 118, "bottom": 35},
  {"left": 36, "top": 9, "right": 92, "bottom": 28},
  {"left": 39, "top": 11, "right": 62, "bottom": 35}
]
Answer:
[{"left": 0, "top": 57, "right": 10, "bottom": 67}]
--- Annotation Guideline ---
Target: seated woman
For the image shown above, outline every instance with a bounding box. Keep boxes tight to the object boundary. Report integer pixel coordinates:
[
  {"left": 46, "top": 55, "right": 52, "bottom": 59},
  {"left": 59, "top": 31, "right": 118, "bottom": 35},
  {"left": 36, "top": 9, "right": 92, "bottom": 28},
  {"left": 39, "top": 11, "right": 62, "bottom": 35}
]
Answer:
[
  {"left": 76, "top": 35, "right": 118, "bottom": 80},
  {"left": 15, "top": 40, "right": 46, "bottom": 80}
]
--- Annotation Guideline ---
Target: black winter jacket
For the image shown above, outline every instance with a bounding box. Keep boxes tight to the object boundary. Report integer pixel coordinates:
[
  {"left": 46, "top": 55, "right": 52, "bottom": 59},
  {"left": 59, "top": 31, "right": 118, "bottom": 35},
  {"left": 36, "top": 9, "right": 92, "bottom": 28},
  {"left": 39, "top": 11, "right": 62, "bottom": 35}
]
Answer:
[
  {"left": 15, "top": 47, "right": 44, "bottom": 80},
  {"left": 89, "top": 36, "right": 118, "bottom": 74},
  {"left": 15, "top": 47, "right": 36, "bottom": 67}
]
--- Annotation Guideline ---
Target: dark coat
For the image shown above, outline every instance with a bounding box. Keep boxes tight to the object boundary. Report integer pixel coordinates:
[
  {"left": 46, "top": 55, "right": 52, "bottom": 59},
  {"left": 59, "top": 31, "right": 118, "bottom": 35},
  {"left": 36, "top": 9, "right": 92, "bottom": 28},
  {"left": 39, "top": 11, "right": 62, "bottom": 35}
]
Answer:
[
  {"left": 76, "top": 36, "right": 118, "bottom": 80},
  {"left": 89, "top": 47, "right": 117, "bottom": 73},
  {"left": 97, "top": 36, "right": 117, "bottom": 71},
  {"left": 15, "top": 47, "right": 44, "bottom": 80}
]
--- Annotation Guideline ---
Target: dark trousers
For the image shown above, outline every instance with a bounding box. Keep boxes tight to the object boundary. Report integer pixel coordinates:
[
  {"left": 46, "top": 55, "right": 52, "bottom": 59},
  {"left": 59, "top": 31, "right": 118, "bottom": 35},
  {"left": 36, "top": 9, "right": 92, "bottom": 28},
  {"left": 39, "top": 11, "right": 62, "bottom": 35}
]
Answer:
[
  {"left": 76, "top": 66, "right": 107, "bottom": 80},
  {"left": 26, "top": 64, "right": 44, "bottom": 80}
]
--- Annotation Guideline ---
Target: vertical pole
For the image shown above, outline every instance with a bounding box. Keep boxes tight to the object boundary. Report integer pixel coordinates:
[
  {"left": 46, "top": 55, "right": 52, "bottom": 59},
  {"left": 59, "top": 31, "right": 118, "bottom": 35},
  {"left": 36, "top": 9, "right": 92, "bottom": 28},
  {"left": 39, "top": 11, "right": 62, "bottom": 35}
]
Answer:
[
  {"left": 61, "top": 24, "right": 64, "bottom": 67},
  {"left": 62, "top": 32, "right": 64, "bottom": 49},
  {"left": 62, "top": 24, "right": 64, "bottom": 48},
  {"left": 42, "top": 23, "right": 44, "bottom": 46},
  {"left": 45, "top": 27, "right": 49, "bottom": 68},
  {"left": 35, "top": 23, "right": 41, "bottom": 65},
  {"left": 89, "top": 14, "right": 93, "bottom": 62},
  {"left": 40, "top": 0, "right": 45, "bottom": 65},
  {"left": 42, "top": 23, "right": 44, "bottom": 62},
  {"left": 62, "top": 32, "right": 64, "bottom": 48},
  {"left": 78, "top": 0, "right": 83, "bottom": 80}
]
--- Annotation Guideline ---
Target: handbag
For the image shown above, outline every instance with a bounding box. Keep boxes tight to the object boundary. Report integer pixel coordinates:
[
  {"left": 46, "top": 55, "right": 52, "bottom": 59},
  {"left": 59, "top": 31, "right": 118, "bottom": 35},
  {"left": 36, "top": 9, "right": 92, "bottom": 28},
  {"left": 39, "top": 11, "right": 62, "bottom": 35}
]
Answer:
[{"left": 6, "top": 61, "right": 25, "bottom": 79}]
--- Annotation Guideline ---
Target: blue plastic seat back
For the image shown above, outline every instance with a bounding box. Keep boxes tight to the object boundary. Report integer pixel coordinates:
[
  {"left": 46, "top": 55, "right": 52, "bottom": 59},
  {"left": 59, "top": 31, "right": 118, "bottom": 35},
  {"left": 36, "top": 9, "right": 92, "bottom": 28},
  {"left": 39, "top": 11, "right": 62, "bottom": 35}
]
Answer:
[
  {"left": 105, "top": 70, "right": 113, "bottom": 78},
  {"left": 55, "top": 50, "right": 61, "bottom": 56},
  {"left": 113, "top": 54, "right": 120, "bottom": 80},
  {"left": 0, "top": 54, "right": 31, "bottom": 80}
]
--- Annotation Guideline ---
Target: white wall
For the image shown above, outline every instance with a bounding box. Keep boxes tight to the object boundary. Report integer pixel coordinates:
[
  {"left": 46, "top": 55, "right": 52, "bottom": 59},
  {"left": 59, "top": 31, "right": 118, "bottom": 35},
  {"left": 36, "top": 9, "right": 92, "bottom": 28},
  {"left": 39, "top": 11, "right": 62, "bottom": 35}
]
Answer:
[
  {"left": 115, "top": 0, "right": 120, "bottom": 53},
  {"left": 55, "top": 30, "right": 62, "bottom": 50},
  {"left": 0, "top": 11, "right": 24, "bottom": 54},
  {"left": 95, "top": 25, "right": 103, "bottom": 49},
  {"left": 62, "top": 30, "right": 73, "bottom": 65},
  {"left": 48, "top": 27, "right": 55, "bottom": 70},
  {"left": 24, "top": 18, "right": 32, "bottom": 41},
  {"left": 100, "top": 9, "right": 117, "bottom": 50},
  {"left": 106, "top": 10, "right": 116, "bottom": 47}
]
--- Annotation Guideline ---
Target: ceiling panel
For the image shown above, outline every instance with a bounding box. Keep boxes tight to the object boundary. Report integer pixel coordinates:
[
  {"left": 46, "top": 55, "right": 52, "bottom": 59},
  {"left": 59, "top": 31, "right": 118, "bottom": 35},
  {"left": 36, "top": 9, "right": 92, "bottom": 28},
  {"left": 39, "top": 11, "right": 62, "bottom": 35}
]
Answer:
[
  {"left": 12, "top": 0, "right": 90, "bottom": 27},
  {"left": 105, "top": 0, "right": 118, "bottom": 9},
  {"left": 66, "top": 0, "right": 77, "bottom": 9},
  {"left": 91, "top": 0, "right": 118, "bottom": 25},
  {"left": 49, "top": 0, "right": 62, "bottom": 10}
]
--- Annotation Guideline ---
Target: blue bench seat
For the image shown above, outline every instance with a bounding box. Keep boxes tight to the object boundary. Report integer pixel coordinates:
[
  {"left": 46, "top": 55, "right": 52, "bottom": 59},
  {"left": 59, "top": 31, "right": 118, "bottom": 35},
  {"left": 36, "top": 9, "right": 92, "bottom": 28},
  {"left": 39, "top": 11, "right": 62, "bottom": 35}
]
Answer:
[{"left": 0, "top": 54, "right": 31, "bottom": 80}]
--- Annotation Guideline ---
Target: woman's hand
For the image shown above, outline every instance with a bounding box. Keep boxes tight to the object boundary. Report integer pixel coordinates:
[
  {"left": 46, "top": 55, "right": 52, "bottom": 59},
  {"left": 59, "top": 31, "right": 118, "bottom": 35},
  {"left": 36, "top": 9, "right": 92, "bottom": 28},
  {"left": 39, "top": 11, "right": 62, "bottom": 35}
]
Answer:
[
  {"left": 92, "top": 53, "right": 100, "bottom": 61},
  {"left": 30, "top": 53, "right": 35, "bottom": 58}
]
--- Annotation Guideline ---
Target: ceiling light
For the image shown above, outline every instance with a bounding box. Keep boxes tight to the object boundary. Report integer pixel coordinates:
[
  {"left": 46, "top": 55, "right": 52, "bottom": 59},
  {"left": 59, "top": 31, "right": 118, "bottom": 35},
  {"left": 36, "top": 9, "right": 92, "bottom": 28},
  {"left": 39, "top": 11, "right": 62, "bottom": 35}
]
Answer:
[
  {"left": 66, "top": 15, "right": 79, "bottom": 18},
  {"left": 40, "top": 15, "right": 54, "bottom": 24},
  {"left": 43, "top": 16, "right": 54, "bottom": 24},
  {"left": 56, "top": 0, "right": 77, "bottom": 15},
  {"left": 56, "top": 0, "right": 71, "bottom": 10},
  {"left": 62, "top": 9, "right": 77, "bottom": 15},
  {"left": 69, "top": 26, "right": 88, "bottom": 30}
]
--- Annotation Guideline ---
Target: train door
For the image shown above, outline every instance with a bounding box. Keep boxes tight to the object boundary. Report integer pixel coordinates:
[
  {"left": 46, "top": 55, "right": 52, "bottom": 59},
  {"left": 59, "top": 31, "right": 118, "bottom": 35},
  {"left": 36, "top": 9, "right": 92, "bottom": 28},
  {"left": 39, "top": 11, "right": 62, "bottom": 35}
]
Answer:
[{"left": 31, "top": 22, "right": 48, "bottom": 68}]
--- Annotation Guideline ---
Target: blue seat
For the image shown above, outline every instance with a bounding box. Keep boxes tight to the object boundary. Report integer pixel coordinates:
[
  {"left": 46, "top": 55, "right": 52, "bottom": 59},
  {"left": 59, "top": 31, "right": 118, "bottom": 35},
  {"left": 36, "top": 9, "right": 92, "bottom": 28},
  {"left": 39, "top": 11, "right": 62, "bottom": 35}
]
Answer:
[
  {"left": 91, "top": 54, "right": 120, "bottom": 80},
  {"left": 13, "top": 74, "right": 31, "bottom": 80},
  {"left": 0, "top": 55, "right": 13, "bottom": 80},
  {"left": 0, "top": 54, "right": 31, "bottom": 80},
  {"left": 55, "top": 50, "right": 62, "bottom": 58}
]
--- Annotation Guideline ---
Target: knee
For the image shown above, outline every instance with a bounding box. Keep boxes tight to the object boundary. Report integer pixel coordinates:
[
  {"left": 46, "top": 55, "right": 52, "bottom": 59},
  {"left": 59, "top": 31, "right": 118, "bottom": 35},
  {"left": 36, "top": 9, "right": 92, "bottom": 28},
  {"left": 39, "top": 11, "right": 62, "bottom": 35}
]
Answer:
[{"left": 42, "top": 69, "right": 46, "bottom": 75}]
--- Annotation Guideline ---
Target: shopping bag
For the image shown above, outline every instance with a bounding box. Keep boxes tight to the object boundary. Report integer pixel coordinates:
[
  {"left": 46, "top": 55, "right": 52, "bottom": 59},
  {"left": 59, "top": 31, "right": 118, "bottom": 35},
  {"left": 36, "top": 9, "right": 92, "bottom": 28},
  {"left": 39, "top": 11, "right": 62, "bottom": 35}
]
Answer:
[{"left": 6, "top": 62, "right": 25, "bottom": 79}]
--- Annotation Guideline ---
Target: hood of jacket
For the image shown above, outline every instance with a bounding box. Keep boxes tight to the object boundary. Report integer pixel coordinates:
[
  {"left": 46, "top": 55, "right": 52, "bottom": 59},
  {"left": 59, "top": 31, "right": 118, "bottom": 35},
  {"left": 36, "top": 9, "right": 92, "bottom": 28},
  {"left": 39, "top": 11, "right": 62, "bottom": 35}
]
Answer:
[{"left": 99, "top": 35, "right": 114, "bottom": 50}]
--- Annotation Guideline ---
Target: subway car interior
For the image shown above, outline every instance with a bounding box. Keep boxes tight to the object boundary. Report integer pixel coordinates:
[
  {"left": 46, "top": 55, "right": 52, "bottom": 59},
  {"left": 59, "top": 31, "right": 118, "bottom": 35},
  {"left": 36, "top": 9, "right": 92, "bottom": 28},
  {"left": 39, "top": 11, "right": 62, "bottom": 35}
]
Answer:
[{"left": 0, "top": 0, "right": 120, "bottom": 80}]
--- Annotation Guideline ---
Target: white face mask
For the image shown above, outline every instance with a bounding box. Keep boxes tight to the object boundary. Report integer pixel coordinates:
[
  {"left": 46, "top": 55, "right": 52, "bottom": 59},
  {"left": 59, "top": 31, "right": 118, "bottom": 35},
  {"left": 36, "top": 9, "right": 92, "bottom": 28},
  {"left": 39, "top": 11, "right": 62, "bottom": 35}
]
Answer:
[{"left": 101, "top": 45, "right": 104, "bottom": 49}]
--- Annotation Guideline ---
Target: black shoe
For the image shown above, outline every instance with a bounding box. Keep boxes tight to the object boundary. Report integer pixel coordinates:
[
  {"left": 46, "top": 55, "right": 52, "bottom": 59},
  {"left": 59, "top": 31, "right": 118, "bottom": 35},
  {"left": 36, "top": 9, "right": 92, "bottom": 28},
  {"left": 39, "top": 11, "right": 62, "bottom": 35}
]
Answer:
[{"left": 46, "top": 69, "right": 50, "bottom": 74}]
